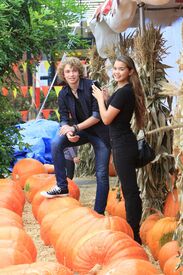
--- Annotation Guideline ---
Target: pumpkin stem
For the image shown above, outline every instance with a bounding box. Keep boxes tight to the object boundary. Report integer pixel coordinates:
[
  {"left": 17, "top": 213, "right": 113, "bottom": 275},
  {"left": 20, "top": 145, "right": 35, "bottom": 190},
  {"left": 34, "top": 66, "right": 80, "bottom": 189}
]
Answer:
[{"left": 88, "top": 264, "right": 103, "bottom": 274}]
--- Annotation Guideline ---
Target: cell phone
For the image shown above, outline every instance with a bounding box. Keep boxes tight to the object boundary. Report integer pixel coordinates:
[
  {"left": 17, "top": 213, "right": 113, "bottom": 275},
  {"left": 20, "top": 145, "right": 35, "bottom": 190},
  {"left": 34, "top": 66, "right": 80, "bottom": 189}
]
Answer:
[{"left": 93, "top": 80, "right": 101, "bottom": 89}]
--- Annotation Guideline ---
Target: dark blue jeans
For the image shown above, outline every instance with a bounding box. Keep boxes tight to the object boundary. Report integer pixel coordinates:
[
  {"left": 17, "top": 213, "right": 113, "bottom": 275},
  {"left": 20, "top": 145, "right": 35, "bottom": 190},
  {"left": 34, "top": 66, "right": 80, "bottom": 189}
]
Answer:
[
  {"left": 51, "top": 130, "right": 110, "bottom": 214},
  {"left": 111, "top": 131, "right": 142, "bottom": 243}
]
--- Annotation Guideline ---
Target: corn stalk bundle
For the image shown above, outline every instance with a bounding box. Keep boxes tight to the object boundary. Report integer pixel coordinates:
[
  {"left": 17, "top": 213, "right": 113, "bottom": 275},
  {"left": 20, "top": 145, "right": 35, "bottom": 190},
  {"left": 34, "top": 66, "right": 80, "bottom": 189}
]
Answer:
[
  {"left": 167, "top": 22, "right": 183, "bottom": 267},
  {"left": 130, "top": 25, "right": 175, "bottom": 220}
]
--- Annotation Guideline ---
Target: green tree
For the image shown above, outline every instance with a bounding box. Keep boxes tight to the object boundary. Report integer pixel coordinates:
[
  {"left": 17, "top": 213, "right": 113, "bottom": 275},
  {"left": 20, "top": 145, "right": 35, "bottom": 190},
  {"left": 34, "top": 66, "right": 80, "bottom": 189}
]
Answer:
[{"left": 0, "top": 0, "right": 87, "bottom": 177}]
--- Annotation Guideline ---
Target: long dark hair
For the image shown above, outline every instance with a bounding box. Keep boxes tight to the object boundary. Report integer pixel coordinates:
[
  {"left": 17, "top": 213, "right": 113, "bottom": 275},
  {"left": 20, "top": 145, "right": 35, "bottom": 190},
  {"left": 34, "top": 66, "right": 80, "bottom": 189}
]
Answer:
[{"left": 116, "top": 55, "right": 146, "bottom": 129}]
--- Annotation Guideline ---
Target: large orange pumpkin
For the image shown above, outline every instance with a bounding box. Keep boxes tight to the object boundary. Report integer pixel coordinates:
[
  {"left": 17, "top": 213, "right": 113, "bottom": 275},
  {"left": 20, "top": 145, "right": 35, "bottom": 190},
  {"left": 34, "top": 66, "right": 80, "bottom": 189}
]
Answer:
[
  {"left": 40, "top": 207, "right": 74, "bottom": 245},
  {"left": 98, "top": 258, "right": 160, "bottom": 275},
  {"left": 0, "top": 179, "right": 25, "bottom": 205},
  {"left": 0, "top": 192, "right": 24, "bottom": 216},
  {"left": 12, "top": 158, "right": 47, "bottom": 188},
  {"left": 146, "top": 217, "right": 178, "bottom": 260},
  {"left": 49, "top": 206, "right": 96, "bottom": 248},
  {"left": 0, "top": 226, "right": 37, "bottom": 262},
  {"left": 0, "top": 262, "right": 74, "bottom": 274},
  {"left": 31, "top": 179, "right": 80, "bottom": 220},
  {"left": 0, "top": 240, "right": 33, "bottom": 268},
  {"left": 0, "top": 208, "right": 23, "bottom": 227},
  {"left": 60, "top": 230, "right": 148, "bottom": 273},
  {"left": 24, "top": 173, "right": 55, "bottom": 202},
  {"left": 54, "top": 213, "right": 134, "bottom": 268},
  {"left": 36, "top": 196, "right": 81, "bottom": 224}
]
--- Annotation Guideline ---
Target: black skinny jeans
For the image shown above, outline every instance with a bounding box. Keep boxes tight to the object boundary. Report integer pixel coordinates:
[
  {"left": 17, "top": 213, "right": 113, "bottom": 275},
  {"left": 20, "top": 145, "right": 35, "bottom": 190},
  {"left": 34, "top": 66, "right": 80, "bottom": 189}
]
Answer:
[{"left": 111, "top": 131, "right": 142, "bottom": 244}]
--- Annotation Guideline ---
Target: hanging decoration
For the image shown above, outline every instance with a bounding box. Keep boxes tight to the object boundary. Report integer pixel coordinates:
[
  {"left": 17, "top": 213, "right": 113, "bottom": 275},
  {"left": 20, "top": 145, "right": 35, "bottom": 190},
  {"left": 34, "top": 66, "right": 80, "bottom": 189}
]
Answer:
[
  {"left": 54, "top": 86, "right": 62, "bottom": 97},
  {"left": 43, "top": 61, "right": 50, "bottom": 72},
  {"left": 12, "top": 88, "right": 17, "bottom": 98},
  {"left": 35, "top": 87, "right": 41, "bottom": 109},
  {"left": 41, "top": 109, "right": 52, "bottom": 119},
  {"left": 20, "top": 86, "right": 28, "bottom": 97},
  {"left": 41, "top": 86, "right": 49, "bottom": 97},
  {"left": 20, "top": 110, "right": 29, "bottom": 121},
  {"left": 1, "top": 87, "right": 8, "bottom": 96}
]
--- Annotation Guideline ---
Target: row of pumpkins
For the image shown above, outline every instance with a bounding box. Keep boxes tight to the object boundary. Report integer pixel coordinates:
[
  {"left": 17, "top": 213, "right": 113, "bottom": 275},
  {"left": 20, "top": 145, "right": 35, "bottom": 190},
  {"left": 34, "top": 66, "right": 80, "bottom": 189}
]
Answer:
[{"left": 0, "top": 157, "right": 181, "bottom": 274}]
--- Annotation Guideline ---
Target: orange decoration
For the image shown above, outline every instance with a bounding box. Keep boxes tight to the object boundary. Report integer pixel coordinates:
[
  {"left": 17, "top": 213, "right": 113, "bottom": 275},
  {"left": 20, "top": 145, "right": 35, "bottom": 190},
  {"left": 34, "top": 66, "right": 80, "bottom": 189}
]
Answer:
[
  {"left": 2, "top": 87, "right": 8, "bottom": 96},
  {"left": 20, "top": 110, "right": 28, "bottom": 121},
  {"left": 41, "top": 86, "right": 49, "bottom": 97},
  {"left": 20, "top": 86, "right": 28, "bottom": 97},
  {"left": 41, "top": 109, "right": 52, "bottom": 119}
]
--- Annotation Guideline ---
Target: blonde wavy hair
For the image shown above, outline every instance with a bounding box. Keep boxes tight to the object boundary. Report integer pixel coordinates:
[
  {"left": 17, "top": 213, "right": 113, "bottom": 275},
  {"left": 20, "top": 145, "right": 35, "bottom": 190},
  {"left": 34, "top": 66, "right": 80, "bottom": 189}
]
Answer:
[{"left": 57, "top": 57, "right": 85, "bottom": 83}]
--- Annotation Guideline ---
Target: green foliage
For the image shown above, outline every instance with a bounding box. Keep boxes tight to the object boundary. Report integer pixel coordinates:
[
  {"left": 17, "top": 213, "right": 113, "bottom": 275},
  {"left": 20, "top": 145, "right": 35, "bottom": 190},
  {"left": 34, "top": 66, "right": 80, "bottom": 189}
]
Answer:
[
  {"left": 0, "top": 0, "right": 87, "bottom": 86},
  {"left": 0, "top": 0, "right": 88, "bottom": 175},
  {"left": 0, "top": 94, "right": 26, "bottom": 178}
]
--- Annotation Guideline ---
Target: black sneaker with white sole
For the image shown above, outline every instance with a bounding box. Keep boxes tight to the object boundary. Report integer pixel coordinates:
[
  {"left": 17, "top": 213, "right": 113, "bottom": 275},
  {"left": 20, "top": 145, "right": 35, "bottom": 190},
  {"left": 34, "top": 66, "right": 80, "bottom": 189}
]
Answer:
[{"left": 40, "top": 185, "right": 69, "bottom": 198}]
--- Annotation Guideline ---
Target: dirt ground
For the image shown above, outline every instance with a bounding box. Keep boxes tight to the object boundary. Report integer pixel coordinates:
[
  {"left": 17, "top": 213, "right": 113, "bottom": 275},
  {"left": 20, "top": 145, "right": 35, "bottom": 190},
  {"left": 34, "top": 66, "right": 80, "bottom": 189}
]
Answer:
[{"left": 22, "top": 176, "right": 161, "bottom": 272}]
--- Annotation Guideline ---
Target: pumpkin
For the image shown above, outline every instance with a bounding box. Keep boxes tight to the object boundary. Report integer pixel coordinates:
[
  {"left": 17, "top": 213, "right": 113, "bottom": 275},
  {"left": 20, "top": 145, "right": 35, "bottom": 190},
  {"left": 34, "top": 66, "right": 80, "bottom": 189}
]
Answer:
[
  {"left": 49, "top": 206, "right": 97, "bottom": 248},
  {"left": 37, "top": 196, "right": 81, "bottom": 224},
  {"left": 0, "top": 179, "right": 25, "bottom": 205},
  {"left": 60, "top": 230, "right": 148, "bottom": 273},
  {"left": 0, "top": 226, "right": 37, "bottom": 261},
  {"left": 146, "top": 217, "right": 178, "bottom": 260},
  {"left": 0, "top": 192, "right": 24, "bottom": 216},
  {"left": 139, "top": 212, "right": 162, "bottom": 244},
  {"left": 12, "top": 158, "right": 47, "bottom": 188},
  {"left": 97, "top": 258, "right": 160, "bottom": 275},
  {"left": 163, "top": 189, "right": 180, "bottom": 218},
  {"left": 40, "top": 207, "right": 74, "bottom": 245},
  {"left": 0, "top": 208, "right": 23, "bottom": 227},
  {"left": 55, "top": 214, "right": 135, "bottom": 268},
  {"left": 158, "top": 240, "right": 180, "bottom": 271},
  {"left": 0, "top": 262, "right": 74, "bottom": 274},
  {"left": 44, "top": 164, "right": 55, "bottom": 173},
  {"left": 0, "top": 240, "right": 33, "bottom": 268},
  {"left": 24, "top": 173, "right": 55, "bottom": 202},
  {"left": 106, "top": 187, "right": 126, "bottom": 219},
  {"left": 0, "top": 247, "right": 32, "bottom": 268},
  {"left": 31, "top": 179, "right": 80, "bottom": 220},
  {"left": 109, "top": 154, "right": 117, "bottom": 177},
  {"left": 163, "top": 254, "right": 183, "bottom": 275}
]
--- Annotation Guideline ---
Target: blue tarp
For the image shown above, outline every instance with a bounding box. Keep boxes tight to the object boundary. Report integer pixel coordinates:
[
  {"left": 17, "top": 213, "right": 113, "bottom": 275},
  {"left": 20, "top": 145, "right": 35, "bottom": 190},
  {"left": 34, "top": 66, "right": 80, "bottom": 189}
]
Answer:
[{"left": 13, "top": 119, "right": 59, "bottom": 165}]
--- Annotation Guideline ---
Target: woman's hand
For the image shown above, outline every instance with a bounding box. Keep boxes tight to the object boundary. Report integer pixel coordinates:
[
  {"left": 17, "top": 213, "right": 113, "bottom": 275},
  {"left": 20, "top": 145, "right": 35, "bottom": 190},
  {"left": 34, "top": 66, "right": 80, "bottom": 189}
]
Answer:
[{"left": 92, "top": 84, "right": 104, "bottom": 102}]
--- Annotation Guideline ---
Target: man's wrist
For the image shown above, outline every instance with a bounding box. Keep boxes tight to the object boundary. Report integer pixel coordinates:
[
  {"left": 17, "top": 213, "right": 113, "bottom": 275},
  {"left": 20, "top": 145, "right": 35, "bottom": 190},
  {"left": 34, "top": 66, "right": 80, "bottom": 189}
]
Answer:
[{"left": 73, "top": 124, "right": 79, "bottom": 134}]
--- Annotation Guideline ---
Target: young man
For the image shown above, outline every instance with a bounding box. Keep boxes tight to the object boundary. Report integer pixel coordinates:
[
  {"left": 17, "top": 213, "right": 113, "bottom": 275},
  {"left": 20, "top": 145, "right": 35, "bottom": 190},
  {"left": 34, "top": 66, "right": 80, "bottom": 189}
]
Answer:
[{"left": 41, "top": 57, "right": 110, "bottom": 215}]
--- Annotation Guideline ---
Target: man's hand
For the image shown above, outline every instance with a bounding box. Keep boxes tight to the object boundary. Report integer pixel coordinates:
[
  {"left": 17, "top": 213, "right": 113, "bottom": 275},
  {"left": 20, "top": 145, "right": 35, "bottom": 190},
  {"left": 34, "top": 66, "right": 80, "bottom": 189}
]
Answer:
[
  {"left": 73, "top": 156, "right": 80, "bottom": 164},
  {"left": 66, "top": 131, "right": 80, "bottom": 143},
  {"left": 60, "top": 125, "right": 74, "bottom": 135}
]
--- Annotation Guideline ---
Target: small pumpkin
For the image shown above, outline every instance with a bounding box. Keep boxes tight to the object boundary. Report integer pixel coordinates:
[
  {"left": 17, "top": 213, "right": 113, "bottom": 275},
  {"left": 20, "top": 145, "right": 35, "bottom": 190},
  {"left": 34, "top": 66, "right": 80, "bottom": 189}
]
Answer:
[
  {"left": 158, "top": 240, "right": 180, "bottom": 271},
  {"left": 146, "top": 217, "right": 178, "bottom": 260},
  {"left": 163, "top": 254, "right": 183, "bottom": 275},
  {"left": 163, "top": 189, "right": 180, "bottom": 218},
  {"left": 139, "top": 211, "right": 162, "bottom": 244}
]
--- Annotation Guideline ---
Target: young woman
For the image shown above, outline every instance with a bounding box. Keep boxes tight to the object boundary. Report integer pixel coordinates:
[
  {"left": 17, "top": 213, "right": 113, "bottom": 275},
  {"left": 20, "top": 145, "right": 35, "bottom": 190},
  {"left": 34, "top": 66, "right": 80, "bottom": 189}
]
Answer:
[{"left": 92, "top": 55, "right": 146, "bottom": 244}]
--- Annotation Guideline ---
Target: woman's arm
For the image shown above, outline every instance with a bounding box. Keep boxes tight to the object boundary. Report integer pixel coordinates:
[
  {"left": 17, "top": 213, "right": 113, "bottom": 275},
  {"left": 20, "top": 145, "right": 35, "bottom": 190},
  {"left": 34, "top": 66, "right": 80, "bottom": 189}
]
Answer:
[{"left": 92, "top": 84, "right": 120, "bottom": 125}]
